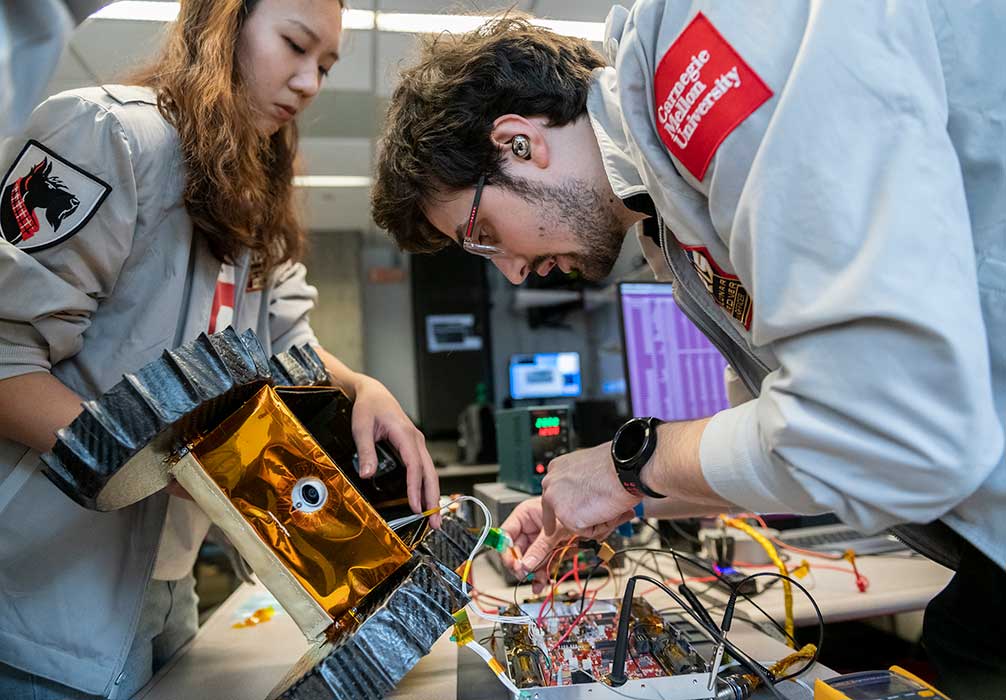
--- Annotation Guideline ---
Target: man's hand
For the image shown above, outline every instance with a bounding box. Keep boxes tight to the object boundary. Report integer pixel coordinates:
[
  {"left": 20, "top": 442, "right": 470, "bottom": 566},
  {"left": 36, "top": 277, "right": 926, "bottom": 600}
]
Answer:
[
  {"left": 540, "top": 441, "right": 638, "bottom": 537},
  {"left": 500, "top": 497, "right": 629, "bottom": 593},
  {"left": 500, "top": 498, "right": 569, "bottom": 592},
  {"left": 349, "top": 374, "right": 441, "bottom": 528}
]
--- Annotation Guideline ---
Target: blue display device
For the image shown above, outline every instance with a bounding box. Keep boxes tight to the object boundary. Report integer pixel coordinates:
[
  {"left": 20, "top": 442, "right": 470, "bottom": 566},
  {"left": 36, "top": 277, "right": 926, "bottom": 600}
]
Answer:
[{"left": 508, "top": 352, "right": 581, "bottom": 400}]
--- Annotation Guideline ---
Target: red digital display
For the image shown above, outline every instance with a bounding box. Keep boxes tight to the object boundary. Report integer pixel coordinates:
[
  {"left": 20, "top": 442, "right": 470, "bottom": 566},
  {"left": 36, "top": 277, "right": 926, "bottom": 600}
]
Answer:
[{"left": 537, "top": 426, "right": 561, "bottom": 437}]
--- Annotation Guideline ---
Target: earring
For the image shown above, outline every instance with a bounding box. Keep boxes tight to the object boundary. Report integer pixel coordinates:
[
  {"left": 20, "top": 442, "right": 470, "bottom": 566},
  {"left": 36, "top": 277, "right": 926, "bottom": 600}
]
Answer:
[{"left": 510, "top": 135, "right": 532, "bottom": 160}]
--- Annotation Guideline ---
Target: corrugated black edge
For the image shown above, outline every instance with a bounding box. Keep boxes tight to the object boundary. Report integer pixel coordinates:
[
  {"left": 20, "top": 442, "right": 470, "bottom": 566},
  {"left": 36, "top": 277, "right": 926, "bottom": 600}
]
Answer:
[
  {"left": 276, "top": 554, "right": 469, "bottom": 700},
  {"left": 41, "top": 327, "right": 331, "bottom": 510}
]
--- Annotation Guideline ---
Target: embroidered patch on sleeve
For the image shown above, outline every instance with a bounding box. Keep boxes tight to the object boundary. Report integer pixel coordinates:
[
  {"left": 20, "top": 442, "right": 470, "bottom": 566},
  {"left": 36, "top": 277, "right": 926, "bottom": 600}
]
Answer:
[
  {"left": 654, "top": 12, "right": 773, "bottom": 181},
  {"left": 682, "top": 245, "right": 753, "bottom": 330},
  {"left": 0, "top": 140, "right": 112, "bottom": 253}
]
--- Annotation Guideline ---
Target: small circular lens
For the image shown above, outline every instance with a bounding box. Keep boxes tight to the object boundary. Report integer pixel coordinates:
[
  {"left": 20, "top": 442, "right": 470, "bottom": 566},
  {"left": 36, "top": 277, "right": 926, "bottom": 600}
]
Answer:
[
  {"left": 292, "top": 477, "right": 328, "bottom": 513},
  {"left": 302, "top": 484, "right": 320, "bottom": 506}
]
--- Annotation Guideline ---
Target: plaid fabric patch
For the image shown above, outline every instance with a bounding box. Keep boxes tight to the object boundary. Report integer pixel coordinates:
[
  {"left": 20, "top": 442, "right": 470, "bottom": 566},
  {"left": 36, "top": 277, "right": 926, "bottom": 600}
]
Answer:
[{"left": 9, "top": 177, "right": 39, "bottom": 240}]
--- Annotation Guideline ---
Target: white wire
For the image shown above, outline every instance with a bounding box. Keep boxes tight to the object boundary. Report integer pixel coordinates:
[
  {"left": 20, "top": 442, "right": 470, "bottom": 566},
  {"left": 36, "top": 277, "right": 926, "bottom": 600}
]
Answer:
[
  {"left": 453, "top": 495, "right": 536, "bottom": 626},
  {"left": 463, "top": 640, "right": 521, "bottom": 697},
  {"left": 390, "top": 495, "right": 535, "bottom": 626},
  {"left": 792, "top": 677, "right": 815, "bottom": 694}
]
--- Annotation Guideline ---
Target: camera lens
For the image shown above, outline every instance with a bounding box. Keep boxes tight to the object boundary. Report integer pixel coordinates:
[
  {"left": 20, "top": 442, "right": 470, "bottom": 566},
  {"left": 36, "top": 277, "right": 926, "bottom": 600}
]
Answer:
[
  {"left": 302, "top": 484, "right": 320, "bottom": 506},
  {"left": 292, "top": 477, "right": 328, "bottom": 513}
]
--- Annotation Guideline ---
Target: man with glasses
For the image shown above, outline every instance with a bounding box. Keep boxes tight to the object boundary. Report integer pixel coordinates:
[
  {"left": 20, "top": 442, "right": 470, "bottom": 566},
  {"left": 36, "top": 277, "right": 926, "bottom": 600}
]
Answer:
[{"left": 372, "top": 3, "right": 1006, "bottom": 696}]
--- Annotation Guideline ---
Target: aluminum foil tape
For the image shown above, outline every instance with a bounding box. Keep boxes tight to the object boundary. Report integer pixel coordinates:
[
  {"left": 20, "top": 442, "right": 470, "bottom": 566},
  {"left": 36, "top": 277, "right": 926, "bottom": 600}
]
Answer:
[
  {"left": 273, "top": 554, "right": 470, "bottom": 700},
  {"left": 42, "top": 327, "right": 330, "bottom": 510}
]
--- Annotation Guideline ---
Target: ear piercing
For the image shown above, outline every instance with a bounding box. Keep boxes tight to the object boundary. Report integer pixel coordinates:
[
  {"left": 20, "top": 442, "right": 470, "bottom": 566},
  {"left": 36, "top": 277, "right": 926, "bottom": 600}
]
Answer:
[{"left": 510, "top": 134, "right": 532, "bottom": 160}]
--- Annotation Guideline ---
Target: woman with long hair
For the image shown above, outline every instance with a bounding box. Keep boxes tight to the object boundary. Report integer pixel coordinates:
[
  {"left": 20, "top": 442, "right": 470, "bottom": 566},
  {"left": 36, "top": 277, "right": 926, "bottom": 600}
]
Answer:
[{"left": 0, "top": 1, "right": 439, "bottom": 698}]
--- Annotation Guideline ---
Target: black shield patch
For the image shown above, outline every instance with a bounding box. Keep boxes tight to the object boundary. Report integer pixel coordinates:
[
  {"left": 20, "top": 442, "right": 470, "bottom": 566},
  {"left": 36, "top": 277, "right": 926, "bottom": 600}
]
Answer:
[{"left": 0, "top": 140, "right": 112, "bottom": 253}]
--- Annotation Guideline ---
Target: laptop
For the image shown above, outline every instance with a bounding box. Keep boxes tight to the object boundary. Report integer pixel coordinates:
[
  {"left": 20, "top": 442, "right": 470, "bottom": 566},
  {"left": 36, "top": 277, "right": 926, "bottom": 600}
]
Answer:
[{"left": 778, "top": 523, "right": 909, "bottom": 556}]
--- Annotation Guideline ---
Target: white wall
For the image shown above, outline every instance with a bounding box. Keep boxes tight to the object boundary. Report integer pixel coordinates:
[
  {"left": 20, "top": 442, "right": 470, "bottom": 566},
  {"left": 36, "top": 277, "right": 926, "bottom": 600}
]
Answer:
[
  {"left": 361, "top": 239, "right": 420, "bottom": 420},
  {"left": 306, "top": 230, "right": 365, "bottom": 373}
]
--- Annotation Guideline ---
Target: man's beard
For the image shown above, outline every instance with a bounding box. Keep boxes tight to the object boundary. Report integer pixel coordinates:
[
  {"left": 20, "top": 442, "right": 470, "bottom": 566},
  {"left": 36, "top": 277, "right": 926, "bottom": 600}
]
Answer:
[{"left": 499, "top": 175, "right": 626, "bottom": 281}]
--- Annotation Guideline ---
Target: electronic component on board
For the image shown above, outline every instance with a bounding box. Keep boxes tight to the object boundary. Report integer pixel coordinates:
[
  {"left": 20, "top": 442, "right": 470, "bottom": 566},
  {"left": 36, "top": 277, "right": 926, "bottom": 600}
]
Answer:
[{"left": 490, "top": 597, "right": 723, "bottom": 699}]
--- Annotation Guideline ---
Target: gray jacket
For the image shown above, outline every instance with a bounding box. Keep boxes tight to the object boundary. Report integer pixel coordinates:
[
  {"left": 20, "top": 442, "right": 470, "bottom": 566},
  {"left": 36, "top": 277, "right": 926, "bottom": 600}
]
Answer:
[
  {"left": 591, "top": 0, "right": 1005, "bottom": 570},
  {"left": 0, "top": 86, "right": 319, "bottom": 694}
]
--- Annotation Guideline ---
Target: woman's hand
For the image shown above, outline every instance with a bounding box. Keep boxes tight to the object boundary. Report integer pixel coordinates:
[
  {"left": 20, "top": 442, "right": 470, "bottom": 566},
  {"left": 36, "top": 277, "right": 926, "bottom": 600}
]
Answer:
[{"left": 349, "top": 373, "right": 441, "bottom": 528}]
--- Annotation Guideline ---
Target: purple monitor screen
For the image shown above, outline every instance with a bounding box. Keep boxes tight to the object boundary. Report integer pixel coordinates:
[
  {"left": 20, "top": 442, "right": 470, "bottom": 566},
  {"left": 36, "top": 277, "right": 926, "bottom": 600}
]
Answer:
[{"left": 619, "top": 282, "right": 731, "bottom": 421}]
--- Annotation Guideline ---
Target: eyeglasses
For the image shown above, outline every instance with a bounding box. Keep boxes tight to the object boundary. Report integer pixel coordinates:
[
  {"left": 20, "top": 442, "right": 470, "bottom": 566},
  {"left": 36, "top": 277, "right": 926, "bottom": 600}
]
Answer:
[{"left": 462, "top": 174, "right": 504, "bottom": 259}]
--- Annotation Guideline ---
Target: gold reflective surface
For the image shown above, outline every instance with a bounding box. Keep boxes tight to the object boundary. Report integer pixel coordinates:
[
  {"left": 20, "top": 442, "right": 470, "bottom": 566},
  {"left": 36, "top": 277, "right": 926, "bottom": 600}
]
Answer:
[{"left": 193, "top": 385, "right": 411, "bottom": 621}]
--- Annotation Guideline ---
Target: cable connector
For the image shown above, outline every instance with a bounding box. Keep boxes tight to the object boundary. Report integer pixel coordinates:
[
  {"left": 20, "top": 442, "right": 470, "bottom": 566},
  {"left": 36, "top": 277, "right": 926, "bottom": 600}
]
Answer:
[
  {"left": 484, "top": 527, "right": 512, "bottom": 553},
  {"left": 451, "top": 608, "right": 474, "bottom": 646},
  {"left": 843, "top": 549, "right": 868, "bottom": 592}
]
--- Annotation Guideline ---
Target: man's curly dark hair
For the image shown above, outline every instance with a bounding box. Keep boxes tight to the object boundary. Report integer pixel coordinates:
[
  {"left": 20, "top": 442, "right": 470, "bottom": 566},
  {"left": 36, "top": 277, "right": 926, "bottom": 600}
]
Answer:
[{"left": 371, "top": 16, "right": 606, "bottom": 253}]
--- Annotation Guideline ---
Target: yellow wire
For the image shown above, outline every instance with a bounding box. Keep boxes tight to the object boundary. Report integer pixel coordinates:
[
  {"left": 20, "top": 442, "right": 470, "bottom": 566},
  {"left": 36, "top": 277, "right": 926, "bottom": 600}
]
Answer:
[{"left": 720, "top": 516, "right": 795, "bottom": 648}]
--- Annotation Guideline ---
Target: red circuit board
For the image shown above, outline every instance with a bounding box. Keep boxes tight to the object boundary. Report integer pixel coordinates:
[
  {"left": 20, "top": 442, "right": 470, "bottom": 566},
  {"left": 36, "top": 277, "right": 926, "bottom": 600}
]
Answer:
[{"left": 513, "top": 600, "right": 702, "bottom": 687}]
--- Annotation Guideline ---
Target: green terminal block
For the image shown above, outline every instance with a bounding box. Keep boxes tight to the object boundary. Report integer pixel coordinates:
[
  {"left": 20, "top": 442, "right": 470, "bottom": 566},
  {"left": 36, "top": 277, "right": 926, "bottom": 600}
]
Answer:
[{"left": 483, "top": 527, "right": 512, "bottom": 553}]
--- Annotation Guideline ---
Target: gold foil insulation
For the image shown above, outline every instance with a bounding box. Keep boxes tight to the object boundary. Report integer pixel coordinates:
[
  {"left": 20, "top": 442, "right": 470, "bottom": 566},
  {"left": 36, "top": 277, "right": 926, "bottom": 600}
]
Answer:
[{"left": 193, "top": 385, "right": 411, "bottom": 622}]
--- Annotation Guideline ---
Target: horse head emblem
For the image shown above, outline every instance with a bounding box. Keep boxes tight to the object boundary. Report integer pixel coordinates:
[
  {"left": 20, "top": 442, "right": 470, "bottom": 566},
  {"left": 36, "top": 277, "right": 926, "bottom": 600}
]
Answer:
[
  {"left": 1, "top": 142, "right": 110, "bottom": 250},
  {"left": 1, "top": 156, "right": 81, "bottom": 245},
  {"left": 23, "top": 158, "right": 80, "bottom": 232}
]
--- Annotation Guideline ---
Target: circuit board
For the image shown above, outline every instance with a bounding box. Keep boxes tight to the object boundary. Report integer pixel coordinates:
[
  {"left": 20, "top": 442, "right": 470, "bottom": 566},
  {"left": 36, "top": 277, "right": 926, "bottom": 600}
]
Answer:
[{"left": 497, "top": 598, "right": 716, "bottom": 689}]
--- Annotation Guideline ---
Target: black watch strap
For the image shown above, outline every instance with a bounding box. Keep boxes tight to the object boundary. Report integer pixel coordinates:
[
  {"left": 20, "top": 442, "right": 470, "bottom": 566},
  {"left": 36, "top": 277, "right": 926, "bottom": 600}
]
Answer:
[{"left": 611, "top": 417, "right": 666, "bottom": 499}]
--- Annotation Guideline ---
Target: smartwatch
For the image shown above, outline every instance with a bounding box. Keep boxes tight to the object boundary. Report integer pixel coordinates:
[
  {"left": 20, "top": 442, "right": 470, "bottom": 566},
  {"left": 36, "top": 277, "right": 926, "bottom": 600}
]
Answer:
[{"left": 611, "top": 417, "right": 666, "bottom": 498}]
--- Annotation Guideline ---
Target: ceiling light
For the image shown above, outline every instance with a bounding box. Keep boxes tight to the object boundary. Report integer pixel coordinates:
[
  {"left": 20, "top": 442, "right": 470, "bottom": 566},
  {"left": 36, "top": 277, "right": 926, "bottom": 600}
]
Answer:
[
  {"left": 343, "top": 9, "right": 376, "bottom": 31},
  {"left": 91, "top": 1, "right": 178, "bottom": 21},
  {"left": 532, "top": 19, "right": 606, "bottom": 42},
  {"left": 376, "top": 13, "right": 489, "bottom": 35},
  {"left": 294, "top": 175, "right": 372, "bottom": 188},
  {"left": 374, "top": 13, "right": 604, "bottom": 41},
  {"left": 89, "top": 3, "right": 603, "bottom": 41}
]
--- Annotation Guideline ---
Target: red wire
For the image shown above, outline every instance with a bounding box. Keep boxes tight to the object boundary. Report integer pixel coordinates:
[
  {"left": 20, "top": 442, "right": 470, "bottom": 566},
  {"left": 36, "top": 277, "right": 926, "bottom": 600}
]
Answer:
[{"left": 548, "top": 562, "right": 613, "bottom": 650}]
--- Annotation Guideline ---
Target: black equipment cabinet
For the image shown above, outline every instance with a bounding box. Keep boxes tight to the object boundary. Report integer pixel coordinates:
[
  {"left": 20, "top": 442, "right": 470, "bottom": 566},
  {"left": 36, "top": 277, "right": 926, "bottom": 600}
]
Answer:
[{"left": 410, "top": 247, "right": 494, "bottom": 438}]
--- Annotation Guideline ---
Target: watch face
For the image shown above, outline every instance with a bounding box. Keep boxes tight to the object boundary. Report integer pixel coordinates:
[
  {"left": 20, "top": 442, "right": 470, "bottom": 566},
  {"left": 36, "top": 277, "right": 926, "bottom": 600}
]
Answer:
[{"left": 613, "top": 419, "right": 648, "bottom": 464}]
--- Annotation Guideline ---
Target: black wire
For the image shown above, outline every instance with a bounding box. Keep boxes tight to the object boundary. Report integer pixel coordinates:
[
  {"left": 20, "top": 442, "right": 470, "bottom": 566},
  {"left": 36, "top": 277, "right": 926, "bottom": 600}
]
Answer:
[
  {"left": 512, "top": 540, "right": 823, "bottom": 690},
  {"left": 612, "top": 575, "right": 787, "bottom": 700},
  {"left": 725, "top": 571, "right": 825, "bottom": 682},
  {"left": 612, "top": 547, "right": 795, "bottom": 646},
  {"left": 575, "top": 544, "right": 821, "bottom": 678}
]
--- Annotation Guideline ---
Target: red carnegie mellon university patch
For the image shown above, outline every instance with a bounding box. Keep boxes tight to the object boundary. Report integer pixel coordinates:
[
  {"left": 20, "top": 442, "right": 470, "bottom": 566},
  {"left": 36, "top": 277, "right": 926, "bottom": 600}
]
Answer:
[
  {"left": 654, "top": 13, "right": 772, "bottom": 180},
  {"left": 682, "top": 245, "right": 753, "bottom": 330}
]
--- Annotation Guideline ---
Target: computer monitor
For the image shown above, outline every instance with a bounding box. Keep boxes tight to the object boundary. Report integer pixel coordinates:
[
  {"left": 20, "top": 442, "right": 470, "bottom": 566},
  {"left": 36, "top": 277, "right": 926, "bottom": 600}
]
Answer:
[
  {"left": 508, "top": 352, "right": 582, "bottom": 400},
  {"left": 618, "top": 282, "right": 731, "bottom": 420}
]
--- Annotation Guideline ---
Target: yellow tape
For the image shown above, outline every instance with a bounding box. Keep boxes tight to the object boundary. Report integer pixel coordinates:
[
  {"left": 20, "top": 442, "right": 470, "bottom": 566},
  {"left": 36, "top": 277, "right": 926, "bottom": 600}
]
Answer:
[
  {"left": 598, "top": 542, "right": 616, "bottom": 563},
  {"left": 231, "top": 605, "right": 275, "bottom": 629},
  {"left": 722, "top": 516, "right": 795, "bottom": 648},
  {"left": 452, "top": 608, "right": 474, "bottom": 646},
  {"left": 790, "top": 560, "right": 811, "bottom": 579},
  {"left": 488, "top": 657, "right": 505, "bottom": 675}
]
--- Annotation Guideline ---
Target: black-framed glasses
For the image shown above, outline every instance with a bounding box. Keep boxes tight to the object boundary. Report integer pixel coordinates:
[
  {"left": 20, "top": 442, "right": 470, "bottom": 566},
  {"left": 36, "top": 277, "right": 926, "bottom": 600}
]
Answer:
[{"left": 462, "top": 174, "right": 504, "bottom": 258}]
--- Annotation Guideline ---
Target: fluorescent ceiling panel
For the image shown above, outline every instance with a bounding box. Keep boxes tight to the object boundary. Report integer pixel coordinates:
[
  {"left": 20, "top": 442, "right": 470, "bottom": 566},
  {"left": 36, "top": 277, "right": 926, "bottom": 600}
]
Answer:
[
  {"left": 294, "top": 175, "right": 372, "bottom": 188},
  {"left": 90, "top": 3, "right": 603, "bottom": 40}
]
